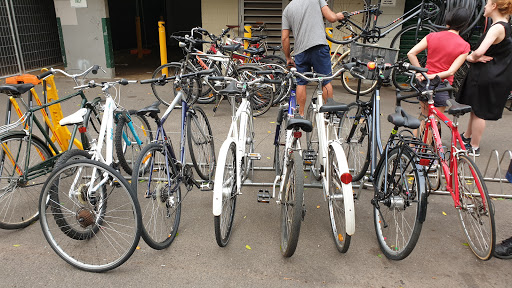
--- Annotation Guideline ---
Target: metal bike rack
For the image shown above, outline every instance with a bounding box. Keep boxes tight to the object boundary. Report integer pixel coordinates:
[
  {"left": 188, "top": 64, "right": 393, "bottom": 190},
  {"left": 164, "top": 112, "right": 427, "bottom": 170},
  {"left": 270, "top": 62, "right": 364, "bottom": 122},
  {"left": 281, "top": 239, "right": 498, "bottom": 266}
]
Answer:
[{"left": 242, "top": 166, "right": 323, "bottom": 188}]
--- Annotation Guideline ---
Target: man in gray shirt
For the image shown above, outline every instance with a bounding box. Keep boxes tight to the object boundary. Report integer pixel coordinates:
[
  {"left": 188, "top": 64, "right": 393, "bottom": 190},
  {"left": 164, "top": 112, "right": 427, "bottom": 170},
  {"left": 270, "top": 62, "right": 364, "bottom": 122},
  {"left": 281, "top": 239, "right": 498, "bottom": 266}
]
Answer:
[{"left": 282, "top": 0, "right": 344, "bottom": 116}]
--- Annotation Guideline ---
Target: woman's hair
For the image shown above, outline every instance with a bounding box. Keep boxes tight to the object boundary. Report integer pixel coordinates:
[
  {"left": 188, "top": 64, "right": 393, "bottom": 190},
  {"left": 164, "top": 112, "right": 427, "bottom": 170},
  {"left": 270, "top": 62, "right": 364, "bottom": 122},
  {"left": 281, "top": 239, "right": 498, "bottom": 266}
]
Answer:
[
  {"left": 445, "top": 7, "right": 472, "bottom": 31},
  {"left": 493, "top": 0, "right": 512, "bottom": 15}
]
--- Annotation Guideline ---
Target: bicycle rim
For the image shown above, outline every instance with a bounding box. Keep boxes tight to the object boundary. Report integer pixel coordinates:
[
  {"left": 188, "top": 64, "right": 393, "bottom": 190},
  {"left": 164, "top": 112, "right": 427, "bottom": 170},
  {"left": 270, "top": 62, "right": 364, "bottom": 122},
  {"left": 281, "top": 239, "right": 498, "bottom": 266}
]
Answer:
[
  {"left": 187, "top": 106, "right": 216, "bottom": 180},
  {"left": 214, "top": 142, "right": 237, "bottom": 247}
]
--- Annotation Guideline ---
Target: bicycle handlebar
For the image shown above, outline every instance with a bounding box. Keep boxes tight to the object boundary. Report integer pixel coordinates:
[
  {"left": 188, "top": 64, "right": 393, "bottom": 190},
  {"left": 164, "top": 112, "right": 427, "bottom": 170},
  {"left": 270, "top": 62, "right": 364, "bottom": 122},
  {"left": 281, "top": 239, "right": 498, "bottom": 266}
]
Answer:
[
  {"left": 290, "top": 67, "right": 345, "bottom": 83},
  {"left": 140, "top": 69, "right": 216, "bottom": 85},
  {"left": 37, "top": 65, "right": 104, "bottom": 81},
  {"left": 73, "top": 79, "right": 137, "bottom": 90}
]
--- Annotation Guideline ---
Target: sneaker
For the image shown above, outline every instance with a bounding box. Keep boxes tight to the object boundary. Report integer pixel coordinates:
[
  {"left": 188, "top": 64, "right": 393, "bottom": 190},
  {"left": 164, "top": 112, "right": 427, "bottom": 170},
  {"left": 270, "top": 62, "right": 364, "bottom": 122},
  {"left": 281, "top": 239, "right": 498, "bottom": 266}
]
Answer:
[
  {"left": 506, "top": 171, "right": 512, "bottom": 184},
  {"left": 464, "top": 143, "right": 480, "bottom": 156},
  {"left": 460, "top": 132, "right": 471, "bottom": 145},
  {"left": 494, "top": 237, "right": 512, "bottom": 259}
]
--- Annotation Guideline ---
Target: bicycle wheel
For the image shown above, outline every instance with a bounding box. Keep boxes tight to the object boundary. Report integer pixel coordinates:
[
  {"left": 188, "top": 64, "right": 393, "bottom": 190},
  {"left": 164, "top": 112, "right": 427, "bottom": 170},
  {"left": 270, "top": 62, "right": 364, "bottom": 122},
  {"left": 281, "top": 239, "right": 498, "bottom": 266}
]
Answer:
[
  {"left": 305, "top": 102, "right": 322, "bottom": 181},
  {"left": 0, "top": 133, "right": 53, "bottom": 229},
  {"left": 151, "top": 62, "right": 199, "bottom": 106},
  {"left": 455, "top": 154, "right": 495, "bottom": 260},
  {"left": 328, "top": 146, "right": 351, "bottom": 253},
  {"left": 390, "top": 24, "right": 438, "bottom": 91},
  {"left": 131, "top": 142, "right": 181, "bottom": 250},
  {"left": 373, "top": 147, "right": 425, "bottom": 260},
  {"left": 260, "top": 55, "right": 286, "bottom": 67},
  {"left": 187, "top": 106, "right": 216, "bottom": 180},
  {"left": 197, "top": 61, "right": 221, "bottom": 104},
  {"left": 274, "top": 111, "right": 287, "bottom": 176},
  {"left": 241, "top": 114, "right": 255, "bottom": 182},
  {"left": 341, "top": 70, "right": 377, "bottom": 96},
  {"left": 325, "top": 0, "right": 371, "bottom": 44},
  {"left": 235, "top": 66, "right": 274, "bottom": 117},
  {"left": 339, "top": 103, "right": 370, "bottom": 182},
  {"left": 280, "top": 148, "right": 304, "bottom": 257},
  {"left": 115, "top": 111, "right": 153, "bottom": 175},
  {"left": 214, "top": 142, "right": 237, "bottom": 247},
  {"left": 39, "top": 159, "right": 141, "bottom": 272}
]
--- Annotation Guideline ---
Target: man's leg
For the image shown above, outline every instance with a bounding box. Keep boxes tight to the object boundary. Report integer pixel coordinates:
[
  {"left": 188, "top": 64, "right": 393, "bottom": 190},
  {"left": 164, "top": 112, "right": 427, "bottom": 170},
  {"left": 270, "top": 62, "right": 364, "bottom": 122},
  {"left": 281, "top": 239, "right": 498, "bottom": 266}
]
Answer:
[
  {"left": 322, "top": 83, "right": 333, "bottom": 102},
  {"left": 297, "top": 84, "right": 307, "bottom": 116}
]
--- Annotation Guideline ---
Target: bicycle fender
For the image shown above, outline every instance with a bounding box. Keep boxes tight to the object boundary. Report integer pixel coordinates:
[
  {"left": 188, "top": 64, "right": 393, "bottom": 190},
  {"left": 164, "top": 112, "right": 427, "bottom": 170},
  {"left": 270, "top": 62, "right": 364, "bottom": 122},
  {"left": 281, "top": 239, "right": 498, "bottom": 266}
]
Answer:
[
  {"left": 416, "top": 167, "right": 428, "bottom": 223},
  {"left": 0, "top": 130, "right": 29, "bottom": 138},
  {"left": 329, "top": 142, "right": 355, "bottom": 236},
  {"left": 213, "top": 139, "right": 236, "bottom": 216}
]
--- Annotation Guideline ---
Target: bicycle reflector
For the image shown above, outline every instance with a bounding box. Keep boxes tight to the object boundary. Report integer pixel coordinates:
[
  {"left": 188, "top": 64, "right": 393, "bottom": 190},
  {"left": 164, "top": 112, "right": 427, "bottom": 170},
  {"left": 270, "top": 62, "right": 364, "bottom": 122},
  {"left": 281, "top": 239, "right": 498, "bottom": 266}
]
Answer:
[
  {"left": 419, "top": 159, "right": 431, "bottom": 166},
  {"left": 78, "top": 127, "right": 87, "bottom": 133},
  {"left": 340, "top": 173, "right": 352, "bottom": 184},
  {"left": 293, "top": 131, "right": 302, "bottom": 138},
  {"left": 367, "top": 62, "right": 376, "bottom": 70}
]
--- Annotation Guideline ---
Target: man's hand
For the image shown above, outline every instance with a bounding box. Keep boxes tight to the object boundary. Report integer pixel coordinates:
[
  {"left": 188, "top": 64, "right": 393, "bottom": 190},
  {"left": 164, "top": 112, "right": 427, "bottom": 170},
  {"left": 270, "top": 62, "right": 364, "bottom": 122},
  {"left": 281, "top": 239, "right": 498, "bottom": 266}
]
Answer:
[
  {"left": 286, "top": 57, "right": 295, "bottom": 68},
  {"left": 336, "top": 12, "right": 345, "bottom": 21}
]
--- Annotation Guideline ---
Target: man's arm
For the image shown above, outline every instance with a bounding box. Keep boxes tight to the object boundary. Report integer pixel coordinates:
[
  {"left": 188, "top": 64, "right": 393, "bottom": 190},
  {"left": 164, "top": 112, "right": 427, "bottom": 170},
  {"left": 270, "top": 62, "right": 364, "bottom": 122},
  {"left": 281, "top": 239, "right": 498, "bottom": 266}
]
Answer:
[
  {"left": 281, "top": 29, "right": 294, "bottom": 66},
  {"left": 321, "top": 5, "right": 344, "bottom": 23}
]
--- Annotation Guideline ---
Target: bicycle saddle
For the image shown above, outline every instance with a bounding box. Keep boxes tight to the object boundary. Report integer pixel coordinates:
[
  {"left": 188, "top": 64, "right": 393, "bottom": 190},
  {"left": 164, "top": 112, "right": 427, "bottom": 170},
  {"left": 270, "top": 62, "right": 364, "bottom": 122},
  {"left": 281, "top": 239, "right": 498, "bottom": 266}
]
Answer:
[
  {"left": 446, "top": 99, "right": 471, "bottom": 116},
  {"left": 243, "top": 47, "right": 266, "bottom": 55},
  {"left": 60, "top": 108, "right": 88, "bottom": 126},
  {"left": 221, "top": 43, "right": 241, "bottom": 52},
  {"left": 319, "top": 98, "right": 349, "bottom": 113},
  {"left": 218, "top": 81, "right": 242, "bottom": 95},
  {"left": 387, "top": 106, "right": 421, "bottom": 129},
  {"left": 286, "top": 116, "right": 313, "bottom": 132},
  {"left": 0, "top": 84, "right": 34, "bottom": 97},
  {"left": 267, "top": 45, "right": 282, "bottom": 51},
  {"left": 136, "top": 101, "right": 160, "bottom": 116}
]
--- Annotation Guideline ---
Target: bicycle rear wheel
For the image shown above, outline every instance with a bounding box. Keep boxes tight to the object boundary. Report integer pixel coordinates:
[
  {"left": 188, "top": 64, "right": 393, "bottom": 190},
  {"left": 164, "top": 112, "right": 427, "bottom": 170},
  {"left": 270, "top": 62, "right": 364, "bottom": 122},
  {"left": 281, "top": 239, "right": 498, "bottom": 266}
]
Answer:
[
  {"left": 455, "top": 154, "right": 495, "bottom": 260},
  {"left": 0, "top": 133, "right": 53, "bottom": 229},
  {"left": 339, "top": 103, "right": 370, "bottom": 182},
  {"left": 341, "top": 70, "right": 377, "bottom": 96},
  {"left": 214, "top": 142, "right": 237, "bottom": 247},
  {"left": 305, "top": 102, "right": 321, "bottom": 181},
  {"left": 39, "top": 159, "right": 141, "bottom": 272},
  {"left": 280, "top": 148, "right": 304, "bottom": 257},
  {"left": 187, "top": 106, "right": 216, "bottom": 180},
  {"left": 235, "top": 66, "right": 274, "bottom": 117},
  {"left": 131, "top": 142, "right": 181, "bottom": 250},
  {"left": 325, "top": 0, "right": 371, "bottom": 44},
  {"left": 274, "top": 110, "right": 288, "bottom": 176},
  {"left": 373, "top": 147, "right": 425, "bottom": 260},
  {"left": 151, "top": 62, "right": 199, "bottom": 106}
]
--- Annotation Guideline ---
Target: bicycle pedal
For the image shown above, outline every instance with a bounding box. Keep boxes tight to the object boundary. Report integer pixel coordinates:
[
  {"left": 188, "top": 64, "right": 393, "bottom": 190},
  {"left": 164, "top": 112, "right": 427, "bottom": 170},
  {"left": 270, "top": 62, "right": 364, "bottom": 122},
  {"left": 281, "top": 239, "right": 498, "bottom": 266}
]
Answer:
[
  {"left": 257, "top": 189, "right": 271, "bottom": 203},
  {"left": 247, "top": 153, "right": 261, "bottom": 160},
  {"left": 200, "top": 181, "right": 213, "bottom": 191}
]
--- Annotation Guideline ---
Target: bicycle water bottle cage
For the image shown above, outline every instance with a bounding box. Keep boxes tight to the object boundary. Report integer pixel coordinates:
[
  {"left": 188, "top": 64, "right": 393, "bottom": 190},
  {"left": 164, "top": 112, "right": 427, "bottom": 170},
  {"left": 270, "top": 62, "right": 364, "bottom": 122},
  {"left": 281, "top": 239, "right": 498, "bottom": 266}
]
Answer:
[
  {"left": 387, "top": 106, "right": 421, "bottom": 129},
  {"left": 286, "top": 117, "right": 313, "bottom": 132},
  {"left": 319, "top": 98, "right": 349, "bottom": 114},
  {"left": 0, "top": 84, "right": 34, "bottom": 98},
  {"left": 218, "top": 81, "right": 242, "bottom": 96},
  {"left": 446, "top": 99, "right": 472, "bottom": 117}
]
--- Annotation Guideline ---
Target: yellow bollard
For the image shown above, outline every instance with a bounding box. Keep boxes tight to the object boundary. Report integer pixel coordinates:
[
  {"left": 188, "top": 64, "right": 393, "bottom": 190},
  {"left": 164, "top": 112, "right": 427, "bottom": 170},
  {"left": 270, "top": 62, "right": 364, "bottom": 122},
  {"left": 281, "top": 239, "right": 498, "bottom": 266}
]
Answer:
[
  {"left": 158, "top": 21, "right": 168, "bottom": 77},
  {"left": 326, "top": 27, "right": 333, "bottom": 51},
  {"left": 244, "top": 25, "right": 252, "bottom": 50}
]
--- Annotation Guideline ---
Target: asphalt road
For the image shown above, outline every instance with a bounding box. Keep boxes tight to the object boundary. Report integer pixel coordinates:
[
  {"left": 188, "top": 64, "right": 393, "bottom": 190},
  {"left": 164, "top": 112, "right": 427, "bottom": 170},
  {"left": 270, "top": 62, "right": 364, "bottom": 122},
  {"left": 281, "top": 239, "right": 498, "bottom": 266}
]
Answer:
[{"left": 0, "top": 73, "right": 511, "bottom": 287}]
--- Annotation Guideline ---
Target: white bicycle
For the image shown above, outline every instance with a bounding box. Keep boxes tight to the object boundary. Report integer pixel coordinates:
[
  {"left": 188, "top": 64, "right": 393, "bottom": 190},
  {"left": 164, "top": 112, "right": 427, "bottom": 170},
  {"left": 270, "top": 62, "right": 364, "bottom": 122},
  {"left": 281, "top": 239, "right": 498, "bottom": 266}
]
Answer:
[{"left": 211, "top": 71, "right": 279, "bottom": 247}]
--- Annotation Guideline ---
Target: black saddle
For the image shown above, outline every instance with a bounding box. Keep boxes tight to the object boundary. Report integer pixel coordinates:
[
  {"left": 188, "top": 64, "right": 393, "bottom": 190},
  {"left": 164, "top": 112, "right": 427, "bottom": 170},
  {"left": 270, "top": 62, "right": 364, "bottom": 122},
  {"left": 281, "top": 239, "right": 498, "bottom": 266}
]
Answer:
[
  {"left": 219, "top": 81, "right": 242, "bottom": 95},
  {"left": 446, "top": 99, "right": 471, "bottom": 116},
  {"left": 286, "top": 116, "right": 313, "bottom": 132},
  {"left": 221, "top": 43, "right": 241, "bottom": 52},
  {"left": 267, "top": 45, "right": 282, "bottom": 51},
  {"left": 136, "top": 101, "right": 160, "bottom": 116},
  {"left": 243, "top": 47, "right": 266, "bottom": 55},
  {"left": 319, "top": 98, "right": 349, "bottom": 113},
  {"left": 0, "top": 84, "right": 34, "bottom": 97},
  {"left": 387, "top": 106, "right": 421, "bottom": 129}
]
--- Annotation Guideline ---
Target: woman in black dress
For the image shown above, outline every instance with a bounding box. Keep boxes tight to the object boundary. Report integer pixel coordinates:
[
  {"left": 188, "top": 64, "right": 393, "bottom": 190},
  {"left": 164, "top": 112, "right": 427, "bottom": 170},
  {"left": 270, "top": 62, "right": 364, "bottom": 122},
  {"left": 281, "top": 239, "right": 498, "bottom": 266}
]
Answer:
[{"left": 459, "top": 0, "right": 512, "bottom": 157}]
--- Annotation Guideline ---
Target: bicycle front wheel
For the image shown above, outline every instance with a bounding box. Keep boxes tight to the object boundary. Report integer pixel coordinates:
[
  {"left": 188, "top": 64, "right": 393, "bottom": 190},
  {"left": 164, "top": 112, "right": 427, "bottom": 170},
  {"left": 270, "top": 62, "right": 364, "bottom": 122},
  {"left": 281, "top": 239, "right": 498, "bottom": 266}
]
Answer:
[
  {"left": 280, "top": 149, "right": 304, "bottom": 257},
  {"left": 235, "top": 66, "right": 274, "bottom": 117},
  {"left": 328, "top": 146, "right": 352, "bottom": 253},
  {"left": 151, "top": 62, "right": 200, "bottom": 106},
  {"left": 132, "top": 142, "right": 181, "bottom": 250},
  {"left": 341, "top": 69, "right": 377, "bottom": 96},
  {"left": 305, "top": 102, "right": 321, "bottom": 181},
  {"left": 339, "top": 103, "right": 370, "bottom": 182},
  {"left": 214, "top": 142, "right": 237, "bottom": 247},
  {"left": 325, "top": 0, "right": 371, "bottom": 44},
  {"left": 373, "top": 147, "right": 425, "bottom": 260},
  {"left": 39, "top": 159, "right": 141, "bottom": 272},
  {"left": 187, "top": 106, "right": 216, "bottom": 180},
  {"left": 0, "top": 133, "right": 53, "bottom": 229},
  {"left": 455, "top": 154, "right": 495, "bottom": 260}
]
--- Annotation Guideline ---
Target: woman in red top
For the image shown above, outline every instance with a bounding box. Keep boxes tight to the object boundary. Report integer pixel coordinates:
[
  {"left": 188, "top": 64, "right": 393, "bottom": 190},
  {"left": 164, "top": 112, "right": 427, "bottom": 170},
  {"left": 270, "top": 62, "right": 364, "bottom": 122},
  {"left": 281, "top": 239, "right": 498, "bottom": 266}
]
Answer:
[{"left": 407, "top": 7, "right": 471, "bottom": 124}]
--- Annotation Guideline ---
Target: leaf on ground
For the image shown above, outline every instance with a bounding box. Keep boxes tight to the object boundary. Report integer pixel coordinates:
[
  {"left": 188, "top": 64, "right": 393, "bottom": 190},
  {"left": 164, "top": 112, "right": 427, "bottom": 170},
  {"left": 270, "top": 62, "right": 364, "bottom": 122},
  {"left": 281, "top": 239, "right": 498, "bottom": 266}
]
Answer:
[
  {"left": 462, "top": 243, "right": 469, "bottom": 246},
  {"left": 13, "top": 245, "right": 20, "bottom": 247},
  {"left": 442, "top": 211, "right": 447, "bottom": 216},
  {"left": 316, "top": 205, "right": 320, "bottom": 209},
  {"left": 246, "top": 245, "right": 252, "bottom": 250},
  {"left": 267, "top": 157, "right": 271, "bottom": 160},
  {"left": 268, "top": 131, "right": 271, "bottom": 133},
  {"left": 284, "top": 278, "right": 292, "bottom": 280},
  {"left": 136, "top": 246, "right": 140, "bottom": 250},
  {"left": 377, "top": 254, "right": 382, "bottom": 258},
  {"left": 270, "top": 121, "right": 275, "bottom": 124},
  {"left": 244, "top": 216, "right": 247, "bottom": 219}
]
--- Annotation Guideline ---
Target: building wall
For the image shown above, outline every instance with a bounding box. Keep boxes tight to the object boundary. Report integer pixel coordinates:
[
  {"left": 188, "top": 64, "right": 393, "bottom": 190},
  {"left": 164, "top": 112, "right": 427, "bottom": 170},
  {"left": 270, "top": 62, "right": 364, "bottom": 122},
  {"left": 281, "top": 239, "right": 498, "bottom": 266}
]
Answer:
[
  {"left": 201, "top": 0, "right": 239, "bottom": 44},
  {"left": 53, "top": 0, "right": 114, "bottom": 78}
]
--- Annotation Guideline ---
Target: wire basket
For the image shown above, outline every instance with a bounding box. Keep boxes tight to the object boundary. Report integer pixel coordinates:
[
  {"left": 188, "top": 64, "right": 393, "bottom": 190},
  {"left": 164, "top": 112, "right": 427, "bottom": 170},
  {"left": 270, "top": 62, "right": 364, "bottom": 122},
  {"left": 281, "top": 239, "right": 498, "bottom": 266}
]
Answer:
[{"left": 349, "top": 42, "right": 399, "bottom": 80}]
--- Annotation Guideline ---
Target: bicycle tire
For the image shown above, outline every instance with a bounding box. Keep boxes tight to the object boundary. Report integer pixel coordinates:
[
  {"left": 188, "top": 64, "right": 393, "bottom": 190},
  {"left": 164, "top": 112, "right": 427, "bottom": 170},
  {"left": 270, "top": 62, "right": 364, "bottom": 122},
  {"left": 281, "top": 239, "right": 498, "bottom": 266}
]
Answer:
[
  {"left": 235, "top": 65, "right": 274, "bottom": 117},
  {"left": 373, "top": 146, "right": 425, "bottom": 260},
  {"left": 241, "top": 113, "right": 255, "bottom": 182},
  {"left": 0, "top": 132, "right": 53, "bottom": 229},
  {"left": 214, "top": 141, "right": 237, "bottom": 247},
  {"left": 325, "top": 0, "right": 371, "bottom": 45},
  {"left": 305, "top": 102, "right": 322, "bottom": 181},
  {"left": 455, "top": 154, "right": 495, "bottom": 260},
  {"left": 390, "top": 24, "right": 438, "bottom": 91},
  {"left": 131, "top": 142, "right": 181, "bottom": 250},
  {"left": 187, "top": 106, "right": 216, "bottom": 180},
  {"left": 328, "top": 146, "right": 351, "bottom": 253},
  {"left": 341, "top": 69, "right": 378, "bottom": 96},
  {"left": 274, "top": 111, "right": 287, "bottom": 176},
  {"left": 280, "top": 148, "right": 304, "bottom": 257},
  {"left": 39, "top": 159, "right": 141, "bottom": 272},
  {"left": 197, "top": 61, "right": 221, "bottom": 104},
  {"left": 115, "top": 111, "right": 153, "bottom": 175},
  {"left": 151, "top": 62, "right": 199, "bottom": 106},
  {"left": 339, "top": 102, "right": 370, "bottom": 182}
]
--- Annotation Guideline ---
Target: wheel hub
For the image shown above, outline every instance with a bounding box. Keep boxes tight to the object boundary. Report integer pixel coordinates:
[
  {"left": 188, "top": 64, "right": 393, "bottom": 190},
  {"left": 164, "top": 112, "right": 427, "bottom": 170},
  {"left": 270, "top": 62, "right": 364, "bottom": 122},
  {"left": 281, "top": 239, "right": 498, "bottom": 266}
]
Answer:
[{"left": 76, "top": 208, "right": 95, "bottom": 228}]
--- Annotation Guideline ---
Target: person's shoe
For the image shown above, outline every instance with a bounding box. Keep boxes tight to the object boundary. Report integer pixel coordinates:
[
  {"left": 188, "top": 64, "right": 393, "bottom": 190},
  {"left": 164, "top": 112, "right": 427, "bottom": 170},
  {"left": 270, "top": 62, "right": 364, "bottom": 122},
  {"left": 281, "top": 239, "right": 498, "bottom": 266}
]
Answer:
[
  {"left": 494, "top": 237, "right": 512, "bottom": 259},
  {"left": 506, "top": 171, "right": 512, "bottom": 184},
  {"left": 460, "top": 131, "right": 471, "bottom": 145},
  {"left": 464, "top": 143, "right": 480, "bottom": 156}
]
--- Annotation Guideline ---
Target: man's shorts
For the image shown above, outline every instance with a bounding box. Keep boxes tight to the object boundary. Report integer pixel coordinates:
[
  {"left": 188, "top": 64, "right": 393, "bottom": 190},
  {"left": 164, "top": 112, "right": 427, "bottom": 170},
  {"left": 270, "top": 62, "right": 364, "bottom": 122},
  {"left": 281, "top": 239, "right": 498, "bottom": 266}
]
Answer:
[{"left": 294, "top": 44, "right": 332, "bottom": 86}]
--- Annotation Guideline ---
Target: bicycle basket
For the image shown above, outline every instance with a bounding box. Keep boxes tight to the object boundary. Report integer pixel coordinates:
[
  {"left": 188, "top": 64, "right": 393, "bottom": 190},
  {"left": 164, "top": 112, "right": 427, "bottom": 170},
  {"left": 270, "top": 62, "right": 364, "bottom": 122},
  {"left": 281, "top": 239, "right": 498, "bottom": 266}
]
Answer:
[{"left": 349, "top": 42, "right": 399, "bottom": 80}]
